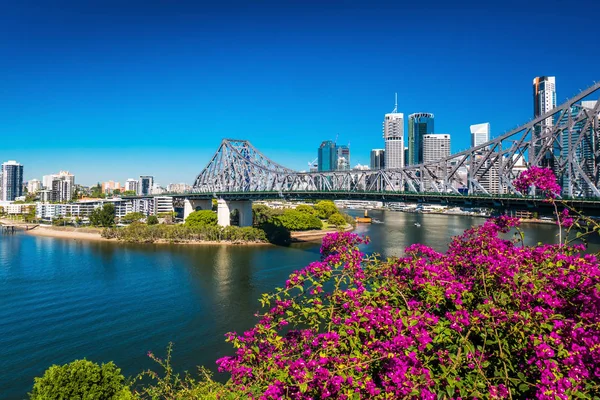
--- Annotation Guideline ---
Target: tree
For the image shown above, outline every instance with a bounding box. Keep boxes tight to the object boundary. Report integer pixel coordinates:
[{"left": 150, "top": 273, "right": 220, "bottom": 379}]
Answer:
[
  {"left": 29, "top": 359, "right": 131, "bottom": 400},
  {"left": 147, "top": 215, "right": 159, "bottom": 225},
  {"left": 185, "top": 210, "right": 217, "bottom": 227},
  {"left": 90, "top": 204, "right": 116, "bottom": 227},
  {"left": 122, "top": 190, "right": 137, "bottom": 196},
  {"left": 296, "top": 204, "right": 316, "bottom": 214},
  {"left": 121, "top": 212, "right": 145, "bottom": 224},
  {"left": 327, "top": 212, "right": 347, "bottom": 229},
  {"left": 314, "top": 200, "right": 338, "bottom": 219},
  {"left": 113, "top": 189, "right": 121, "bottom": 195},
  {"left": 271, "top": 209, "right": 322, "bottom": 231}
]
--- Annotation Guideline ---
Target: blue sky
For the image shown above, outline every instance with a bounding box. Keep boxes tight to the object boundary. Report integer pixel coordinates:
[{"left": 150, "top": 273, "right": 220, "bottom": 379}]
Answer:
[{"left": 2, "top": 0, "right": 600, "bottom": 186}]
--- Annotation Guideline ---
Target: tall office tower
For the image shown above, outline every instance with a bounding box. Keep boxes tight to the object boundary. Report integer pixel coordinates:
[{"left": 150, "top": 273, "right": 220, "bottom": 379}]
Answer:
[
  {"left": 1, "top": 160, "right": 24, "bottom": 201},
  {"left": 139, "top": 176, "right": 154, "bottom": 196},
  {"left": 422, "top": 134, "right": 451, "bottom": 163},
  {"left": 27, "top": 179, "right": 42, "bottom": 193},
  {"left": 533, "top": 76, "right": 557, "bottom": 125},
  {"left": 383, "top": 94, "right": 404, "bottom": 169},
  {"left": 470, "top": 123, "right": 490, "bottom": 148},
  {"left": 336, "top": 145, "right": 350, "bottom": 170},
  {"left": 407, "top": 112, "right": 434, "bottom": 165},
  {"left": 125, "top": 178, "right": 139, "bottom": 193},
  {"left": 318, "top": 140, "right": 337, "bottom": 172},
  {"left": 370, "top": 149, "right": 385, "bottom": 169}
]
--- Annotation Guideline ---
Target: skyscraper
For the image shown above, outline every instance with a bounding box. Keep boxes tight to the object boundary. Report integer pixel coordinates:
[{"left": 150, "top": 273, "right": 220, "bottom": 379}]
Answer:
[
  {"left": 125, "top": 178, "right": 139, "bottom": 193},
  {"left": 423, "top": 134, "right": 451, "bottom": 163},
  {"left": 383, "top": 95, "right": 404, "bottom": 169},
  {"left": 336, "top": 145, "right": 350, "bottom": 170},
  {"left": 370, "top": 149, "right": 385, "bottom": 169},
  {"left": 407, "top": 113, "right": 434, "bottom": 165},
  {"left": 533, "top": 76, "right": 557, "bottom": 126},
  {"left": 470, "top": 123, "right": 490, "bottom": 148},
  {"left": 1, "top": 160, "right": 24, "bottom": 201},
  {"left": 317, "top": 140, "right": 337, "bottom": 172},
  {"left": 139, "top": 176, "right": 154, "bottom": 196}
]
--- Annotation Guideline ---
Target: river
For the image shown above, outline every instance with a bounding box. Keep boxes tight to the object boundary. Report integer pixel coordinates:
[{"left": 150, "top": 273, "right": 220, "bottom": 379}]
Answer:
[{"left": 0, "top": 210, "right": 593, "bottom": 399}]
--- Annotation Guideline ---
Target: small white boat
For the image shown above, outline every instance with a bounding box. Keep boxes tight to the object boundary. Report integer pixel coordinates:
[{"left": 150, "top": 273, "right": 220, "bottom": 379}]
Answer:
[
  {"left": 414, "top": 222, "right": 421, "bottom": 227},
  {"left": 372, "top": 219, "right": 383, "bottom": 224}
]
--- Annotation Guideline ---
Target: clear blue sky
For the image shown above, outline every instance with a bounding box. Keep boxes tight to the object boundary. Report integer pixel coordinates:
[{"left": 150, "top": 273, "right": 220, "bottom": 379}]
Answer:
[{"left": 2, "top": 0, "right": 599, "bottom": 186}]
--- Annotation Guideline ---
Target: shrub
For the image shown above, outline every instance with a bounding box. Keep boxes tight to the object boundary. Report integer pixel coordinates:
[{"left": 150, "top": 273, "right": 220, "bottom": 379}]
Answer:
[
  {"left": 146, "top": 215, "right": 159, "bottom": 225},
  {"left": 295, "top": 204, "right": 316, "bottom": 214},
  {"left": 30, "top": 359, "right": 131, "bottom": 400},
  {"left": 260, "top": 221, "right": 292, "bottom": 246},
  {"left": 121, "top": 212, "right": 145, "bottom": 224},
  {"left": 217, "top": 219, "right": 600, "bottom": 399},
  {"left": 327, "top": 212, "right": 347, "bottom": 229},
  {"left": 270, "top": 210, "right": 322, "bottom": 231},
  {"left": 185, "top": 210, "right": 217, "bottom": 227}
]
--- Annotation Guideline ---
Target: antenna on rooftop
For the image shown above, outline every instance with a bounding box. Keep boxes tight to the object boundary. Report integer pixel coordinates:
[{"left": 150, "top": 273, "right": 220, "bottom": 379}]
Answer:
[{"left": 392, "top": 92, "right": 398, "bottom": 113}]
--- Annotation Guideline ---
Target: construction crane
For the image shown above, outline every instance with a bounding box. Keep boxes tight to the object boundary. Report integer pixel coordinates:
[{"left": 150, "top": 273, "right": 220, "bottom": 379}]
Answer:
[{"left": 307, "top": 157, "right": 318, "bottom": 169}]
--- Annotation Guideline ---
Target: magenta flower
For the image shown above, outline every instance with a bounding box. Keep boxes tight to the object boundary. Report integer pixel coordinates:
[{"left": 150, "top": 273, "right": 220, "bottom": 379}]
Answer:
[
  {"left": 513, "top": 166, "right": 561, "bottom": 198},
  {"left": 558, "top": 209, "right": 574, "bottom": 228}
]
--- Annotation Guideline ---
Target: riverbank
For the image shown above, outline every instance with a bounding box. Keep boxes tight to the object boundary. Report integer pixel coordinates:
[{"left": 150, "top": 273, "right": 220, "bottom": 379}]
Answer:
[
  {"left": 291, "top": 224, "right": 354, "bottom": 242},
  {"left": 26, "top": 225, "right": 111, "bottom": 241}
]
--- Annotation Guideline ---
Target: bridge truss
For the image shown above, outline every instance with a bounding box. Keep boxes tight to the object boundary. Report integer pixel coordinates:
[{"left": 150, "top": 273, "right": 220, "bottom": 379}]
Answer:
[{"left": 193, "top": 82, "right": 600, "bottom": 198}]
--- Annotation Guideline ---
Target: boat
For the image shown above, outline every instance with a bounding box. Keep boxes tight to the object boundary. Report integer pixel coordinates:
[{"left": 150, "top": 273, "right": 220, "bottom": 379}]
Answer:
[
  {"left": 414, "top": 222, "right": 421, "bottom": 227},
  {"left": 372, "top": 219, "right": 383, "bottom": 224},
  {"left": 355, "top": 210, "right": 372, "bottom": 224}
]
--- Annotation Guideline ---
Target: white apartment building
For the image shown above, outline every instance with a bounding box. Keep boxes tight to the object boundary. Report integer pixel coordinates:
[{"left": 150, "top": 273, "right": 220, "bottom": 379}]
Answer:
[
  {"left": 27, "top": 179, "right": 42, "bottom": 193},
  {"left": 423, "top": 134, "right": 451, "bottom": 163},
  {"left": 533, "top": 76, "right": 556, "bottom": 128},
  {"left": 125, "top": 179, "right": 139, "bottom": 193},
  {"left": 166, "top": 183, "right": 192, "bottom": 193},
  {"left": 470, "top": 123, "right": 490, "bottom": 149},
  {"left": 383, "top": 110, "right": 404, "bottom": 169},
  {"left": 154, "top": 196, "right": 174, "bottom": 215}
]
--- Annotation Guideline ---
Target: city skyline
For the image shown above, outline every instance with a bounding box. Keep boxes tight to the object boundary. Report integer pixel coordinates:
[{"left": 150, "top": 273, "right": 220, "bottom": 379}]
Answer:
[{"left": 2, "top": 1, "right": 599, "bottom": 185}]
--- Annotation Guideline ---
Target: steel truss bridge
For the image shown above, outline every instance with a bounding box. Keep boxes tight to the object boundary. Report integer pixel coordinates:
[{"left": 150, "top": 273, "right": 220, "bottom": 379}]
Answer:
[{"left": 191, "top": 82, "right": 600, "bottom": 206}]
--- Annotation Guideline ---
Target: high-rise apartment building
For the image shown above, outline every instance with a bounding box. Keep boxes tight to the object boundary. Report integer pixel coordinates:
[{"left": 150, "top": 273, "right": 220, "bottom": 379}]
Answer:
[
  {"left": 470, "top": 123, "right": 490, "bottom": 149},
  {"left": 383, "top": 95, "right": 404, "bottom": 169},
  {"left": 336, "top": 145, "right": 350, "bottom": 171},
  {"left": 139, "top": 176, "right": 154, "bottom": 196},
  {"left": 1, "top": 160, "right": 24, "bottom": 201},
  {"left": 423, "top": 134, "right": 451, "bottom": 163},
  {"left": 407, "top": 113, "right": 434, "bottom": 165},
  {"left": 51, "top": 179, "right": 72, "bottom": 202},
  {"left": 102, "top": 181, "right": 121, "bottom": 194},
  {"left": 318, "top": 141, "right": 337, "bottom": 172},
  {"left": 125, "top": 179, "right": 139, "bottom": 193},
  {"left": 370, "top": 149, "right": 385, "bottom": 169},
  {"left": 27, "top": 179, "right": 42, "bottom": 194}
]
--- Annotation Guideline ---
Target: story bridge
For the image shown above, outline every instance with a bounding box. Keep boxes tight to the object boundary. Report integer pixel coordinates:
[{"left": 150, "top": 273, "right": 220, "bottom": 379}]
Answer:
[{"left": 133, "top": 81, "right": 600, "bottom": 226}]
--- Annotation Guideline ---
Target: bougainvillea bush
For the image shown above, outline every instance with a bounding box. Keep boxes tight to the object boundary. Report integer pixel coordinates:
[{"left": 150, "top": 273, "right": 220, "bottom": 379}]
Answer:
[{"left": 217, "top": 219, "right": 600, "bottom": 399}]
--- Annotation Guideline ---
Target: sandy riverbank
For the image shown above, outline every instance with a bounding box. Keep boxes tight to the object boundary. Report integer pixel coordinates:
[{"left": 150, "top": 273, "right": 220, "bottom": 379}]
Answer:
[{"left": 26, "top": 225, "right": 111, "bottom": 242}]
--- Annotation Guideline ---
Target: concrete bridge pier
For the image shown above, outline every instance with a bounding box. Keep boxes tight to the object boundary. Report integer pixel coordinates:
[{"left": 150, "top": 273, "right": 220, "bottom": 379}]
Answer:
[
  {"left": 217, "top": 199, "right": 253, "bottom": 227},
  {"left": 183, "top": 198, "right": 213, "bottom": 220}
]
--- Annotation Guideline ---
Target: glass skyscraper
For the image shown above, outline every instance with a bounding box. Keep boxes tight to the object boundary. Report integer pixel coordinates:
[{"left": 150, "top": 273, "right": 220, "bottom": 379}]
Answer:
[
  {"left": 318, "top": 140, "right": 337, "bottom": 172},
  {"left": 1, "top": 160, "right": 24, "bottom": 201},
  {"left": 407, "top": 113, "right": 434, "bottom": 165}
]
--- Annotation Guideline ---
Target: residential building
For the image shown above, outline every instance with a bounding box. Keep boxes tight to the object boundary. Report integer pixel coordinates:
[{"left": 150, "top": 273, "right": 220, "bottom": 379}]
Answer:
[
  {"left": 407, "top": 113, "right": 434, "bottom": 165},
  {"left": 423, "top": 134, "right": 451, "bottom": 163},
  {"left": 370, "top": 149, "right": 385, "bottom": 169},
  {"left": 27, "top": 179, "right": 42, "bottom": 194},
  {"left": 39, "top": 190, "right": 52, "bottom": 202},
  {"left": 151, "top": 184, "right": 166, "bottom": 195},
  {"left": 470, "top": 123, "right": 490, "bottom": 149},
  {"left": 318, "top": 141, "right": 337, "bottom": 172},
  {"left": 102, "top": 181, "right": 121, "bottom": 194},
  {"left": 125, "top": 179, "right": 139, "bottom": 193},
  {"left": 43, "top": 171, "right": 75, "bottom": 189},
  {"left": 336, "top": 145, "right": 350, "bottom": 170},
  {"left": 1, "top": 160, "right": 24, "bottom": 201},
  {"left": 167, "top": 183, "right": 192, "bottom": 193},
  {"left": 383, "top": 95, "right": 404, "bottom": 169},
  {"left": 51, "top": 179, "right": 72, "bottom": 203},
  {"left": 533, "top": 76, "right": 557, "bottom": 125},
  {"left": 139, "top": 176, "right": 154, "bottom": 196},
  {"left": 154, "top": 196, "right": 174, "bottom": 214}
]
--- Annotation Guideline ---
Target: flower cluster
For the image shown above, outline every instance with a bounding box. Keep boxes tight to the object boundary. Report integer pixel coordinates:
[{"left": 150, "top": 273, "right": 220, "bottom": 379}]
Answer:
[
  {"left": 216, "top": 219, "right": 600, "bottom": 399},
  {"left": 513, "top": 166, "right": 561, "bottom": 198}
]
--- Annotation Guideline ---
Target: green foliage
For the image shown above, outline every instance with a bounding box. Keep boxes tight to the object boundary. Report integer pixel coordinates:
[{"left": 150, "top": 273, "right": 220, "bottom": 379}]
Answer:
[
  {"left": 252, "top": 204, "right": 280, "bottom": 226},
  {"left": 52, "top": 218, "right": 70, "bottom": 226},
  {"left": 102, "top": 223, "right": 267, "bottom": 244},
  {"left": 341, "top": 211, "right": 357, "bottom": 228},
  {"left": 313, "top": 200, "right": 338, "bottom": 219},
  {"left": 90, "top": 184, "right": 106, "bottom": 199},
  {"left": 327, "top": 212, "right": 347, "bottom": 228},
  {"left": 29, "top": 359, "right": 131, "bottom": 400},
  {"left": 90, "top": 204, "right": 116, "bottom": 227},
  {"left": 122, "top": 190, "right": 137, "bottom": 196},
  {"left": 258, "top": 221, "right": 291, "bottom": 246},
  {"left": 185, "top": 210, "right": 217, "bottom": 227},
  {"left": 146, "top": 215, "right": 159, "bottom": 225},
  {"left": 121, "top": 212, "right": 145, "bottom": 224},
  {"left": 211, "top": 198, "right": 218, "bottom": 211},
  {"left": 270, "top": 209, "right": 323, "bottom": 231},
  {"left": 295, "top": 204, "right": 316, "bottom": 214}
]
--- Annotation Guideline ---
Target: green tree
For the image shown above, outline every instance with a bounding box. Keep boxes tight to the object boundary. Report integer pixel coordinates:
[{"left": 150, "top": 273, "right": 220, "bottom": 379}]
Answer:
[
  {"left": 271, "top": 209, "right": 323, "bottom": 231},
  {"left": 122, "top": 190, "right": 137, "bottom": 196},
  {"left": 90, "top": 204, "right": 115, "bottom": 227},
  {"left": 314, "top": 200, "right": 338, "bottom": 219},
  {"left": 185, "top": 210, "right": 218, "bottom": 227},
  {"left": 29, "top": 359, "right": 131, "bottom": 400},
  {"left": 90, "top": 183, "right": 105, "bottom": 199},
  {"left": 327, "top": 213, "right": 347, "bottom": 229},
  {"left": 147, "top": 215, "right": 159, "bottom": 225},
  {"left": 113, "top": 189, "right": 121, "bottom": 195},
  {"left": 296, "top": 204, "right": 316, "bottom": 214},
  {"left": 121, "top": 212, "right": 145, "bottom": 224}
]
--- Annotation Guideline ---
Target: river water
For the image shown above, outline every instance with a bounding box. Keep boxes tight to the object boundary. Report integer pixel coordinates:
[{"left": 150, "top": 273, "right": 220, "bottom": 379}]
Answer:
[{"left": 0, "top": 211, "right": 591, "bottom": 399}]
